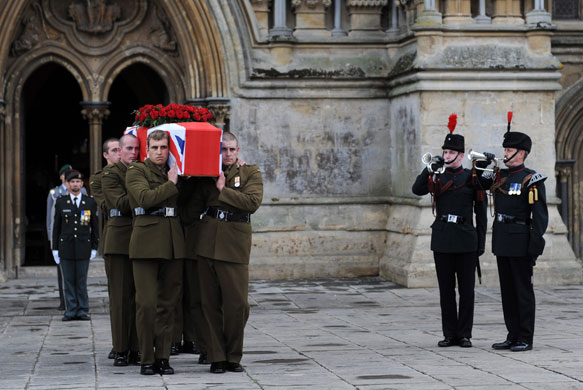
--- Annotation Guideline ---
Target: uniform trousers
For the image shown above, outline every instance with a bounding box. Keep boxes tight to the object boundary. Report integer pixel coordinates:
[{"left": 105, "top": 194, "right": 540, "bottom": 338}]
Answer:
[
  {"left": 184, "top": 258, "right": 209, "bottom": 353},
  {"left": 57, "top": 263, "right": 66, "bottom": 308},
  {"left": 496, "top": 256, "right": 535, "bottom": 344},
  {"left": 198, "top": 256, "right": 249, "bottom": 364},
  {"left": 60, "top": 258, "right": 90, "bottom": 318},
  {"left": 107, "top": 254, "right": 138, "bottom": 353},
  {"left": 132, "top": 258, "right": 183, "bottom": 365},
  {"left": 433, "top": 252, "right": 476, "bottom": 338}
]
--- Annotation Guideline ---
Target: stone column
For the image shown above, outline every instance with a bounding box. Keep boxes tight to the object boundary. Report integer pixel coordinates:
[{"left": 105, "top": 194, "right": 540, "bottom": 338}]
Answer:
[
  {"left": 416, "top": 0, "right": 443, "bottom": 26},
  {"left": 443, "top": 0, "right": 473, "bottom": 24},
  {"left": 492, "top": 0, "right": 524, "bottom": 24},
  {"left": 292, "top": 0, "right": 332, "bottom": 38},
  {"left": 346, "top": 0, "right": 389, "bottom": 38},
  {"left": 270, "top": 0, "right": 294, "bottom": 40},
  {"left": 81, "top": 102, "right": 110, "bottom": 175},
  {"left": 250, "top": 0, "right": 272, "bottom": 38},
  {"left": 332, "top": 0, "right": 348, "bottom": 36},
  {"left": 526, "top": 0, "right": 552, "bottom": 25},
  {"left": 387, "top": 0, "right": 400, "bottom": 33},
  {"left": 556, "top": 160, "right": 575, "bottom": 226},
  {"left": 0, "top": 99, "right": 7, "bottom": 276},
  {"left": 475, "top": 0, "right": 491, "bottom": 23},
  {"left": 207, "top": 98, "right": 231, "bottom": 131}
]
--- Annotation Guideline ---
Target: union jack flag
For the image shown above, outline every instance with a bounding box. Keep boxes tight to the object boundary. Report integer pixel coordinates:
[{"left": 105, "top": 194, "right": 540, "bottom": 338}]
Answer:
[{"left": 124, "top": 122, "right": 222, "bottom": 176}]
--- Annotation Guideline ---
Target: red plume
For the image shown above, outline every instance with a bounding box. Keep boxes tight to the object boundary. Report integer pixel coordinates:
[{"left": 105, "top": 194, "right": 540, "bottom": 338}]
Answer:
[
  {"left": 447, "top": 113, "right": 457, "bottom": 133},
  {"left": 507, "top": 111, "right": 513, "bottom": 131}
]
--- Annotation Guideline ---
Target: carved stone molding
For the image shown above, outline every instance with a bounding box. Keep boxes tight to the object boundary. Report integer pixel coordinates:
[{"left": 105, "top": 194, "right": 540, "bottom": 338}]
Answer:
[
  {"left": 0, "top": 99, "right": 5, "bottom": 123},
  {"left": 250, "top": 0, "right": 271, "bottom": 38},
  {"left": 81, "top": 101, "right": 110, "bottom": 124},
  {"left": 149, "top": 4, "right": 178, "bottom": 54},
  {"left": 67, "top": 0, "right": 121, "bottom": 34},
  {"left": 207, "top": 99, "right": 231, "bottom": 130},
  {"left": 10, "top": 2, "right": 59, "bottom": 57},
  {"left": 347, "top": 0, "right": 388, "bottom": 6},
  {"left": 292, "top": 0, "right": 332, "bottom": 38},
  {"left": 346, "top": 0, "right": 388, "bottom": 37},
  {"left": 292, "top": 0, "right": 332, "bottom": 8}
]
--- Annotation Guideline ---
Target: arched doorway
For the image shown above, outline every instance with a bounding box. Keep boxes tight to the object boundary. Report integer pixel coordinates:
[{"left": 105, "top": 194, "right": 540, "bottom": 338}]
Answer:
[
  {"left": 555, "top": 82, "right": 583, "bottom": 258},
  {"left": 103, "top": 63, "right": 170, "bottom": 141},
  {"left": 23, "top": 63, "right": 87, "bottom": 266}
]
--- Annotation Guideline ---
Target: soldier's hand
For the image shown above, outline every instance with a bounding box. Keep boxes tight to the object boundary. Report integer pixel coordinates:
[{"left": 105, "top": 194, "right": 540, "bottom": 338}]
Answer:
[
  {"left": 483, "top": 152, "right": 496, "bottom": 162},
  {"left": 168, "top": 163, "right": 178, "bottom": 184},
  {"left": 90, "top": 250, "right": 97, "bottom": 260},
  {"left": 215, "top": 171, "right": 226, "bottom": 191},
  {"left": 51, "top": 250, "right": 60, "bottom": 265}
]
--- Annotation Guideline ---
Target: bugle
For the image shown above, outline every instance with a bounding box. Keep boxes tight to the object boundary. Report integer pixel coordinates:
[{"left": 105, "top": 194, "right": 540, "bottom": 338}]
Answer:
[
  {"left": 422, "top": 152, "right": 445, "bottom": 174},
  {"left": 467, "top": 149, "right": 506, "bottom": 171}
]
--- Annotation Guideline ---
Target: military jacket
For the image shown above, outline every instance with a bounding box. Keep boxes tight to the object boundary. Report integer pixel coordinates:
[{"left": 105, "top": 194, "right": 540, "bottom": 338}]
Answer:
[
  {"left": 412, "top": 166, "right": 487, "bottom": 254},
  {"left": 178, "top": 177, "right": 206, "bottom": 260},
  {"left": 90, "top": 168, "right": 109, "bottom": 250},
  {"left": 52, "top": 194, "right": 99, "bottom": 259},
  {"left": 46, "top": 184, "right": 68, "bottom": 245},
  {"left": 126, "top": 158, "right": 185, "bottom": 260},
  {"left": 481, "top": 164, "right": 548, "bottom": 258},
  {"left": 102, "top": 162, "right": 133, "bottom": 255},
  {"left": 193, "top": 162, "right": 263, "bottom": 264}
]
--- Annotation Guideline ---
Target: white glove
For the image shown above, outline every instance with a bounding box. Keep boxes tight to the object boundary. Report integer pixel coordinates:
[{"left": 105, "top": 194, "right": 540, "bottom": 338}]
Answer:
[
  {"left": 51, "top": 250, "right": 60, "bottom": 265},
  {"left": 90, "top": 249, "right": 97, "bottom": 260}
]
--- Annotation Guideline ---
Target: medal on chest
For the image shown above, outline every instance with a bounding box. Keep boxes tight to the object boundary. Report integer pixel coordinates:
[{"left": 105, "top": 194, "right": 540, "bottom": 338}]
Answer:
[
  {"left": 234, "top": 176, "right": 240, "bottom": 188},
  {"left": 508, "top": 183, "right": 521, "bottom": 195},
  {"left": 80, "top": 210, "right": 91, "bottom": 226}
]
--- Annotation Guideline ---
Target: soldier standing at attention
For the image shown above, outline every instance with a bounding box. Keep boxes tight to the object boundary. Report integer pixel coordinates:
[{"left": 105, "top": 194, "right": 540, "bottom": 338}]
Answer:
[
  {"left": 412, "top": 114, "right": 487, "bottom": 348},
  {"left": 479, "top": 112, "right": 548, "bottom": 352},
  {"left": 102, "top": 134, "right": 140, "bottom": 366},
  {"left": 126, "top": 130, "right": 184, "bottom": 375},
  {"left": 89, "top": 137, "right": 120, "bottom": 359},
  {"left": 47, "top": 164, "right": 72, "bottom": 310},
  {"left": 52, "top": 170, "right": 99, "bottom": 321},
  {"left": 193, "top": 131, "right": 263, "bottom": 374}
]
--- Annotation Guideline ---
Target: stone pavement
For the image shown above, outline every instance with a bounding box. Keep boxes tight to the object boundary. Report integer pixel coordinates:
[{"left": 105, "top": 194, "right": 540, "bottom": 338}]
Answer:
[{"left": 0, "top": 276, "right": 582, "bottom": 390}]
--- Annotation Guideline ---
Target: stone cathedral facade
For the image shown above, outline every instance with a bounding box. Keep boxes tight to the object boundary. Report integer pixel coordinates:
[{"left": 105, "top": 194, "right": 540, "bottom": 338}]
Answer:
[{"left": 0, "top": 0, "right": 582, "bottom": 286}]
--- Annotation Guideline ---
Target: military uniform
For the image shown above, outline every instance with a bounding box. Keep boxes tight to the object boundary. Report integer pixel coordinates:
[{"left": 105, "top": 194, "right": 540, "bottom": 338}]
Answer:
[
  {"left": 412, "top": 126, "right": 487, "bottom": 347},
  {"left": 481, "top": 163, "right": 548, "bottom": 349},
  {"left": 46, "top": 183, "right": 68, "bottom": 309},
  {"left": 193, "top": 162, "right": 263, "bottom": 366},
  {"left": 126, "top": 158, "right": 185, "bottom": 369},
  {"left": 102, "top": 162, "right": 139, "bottom": 364},
  {"left": 52, "top": 192, "right": 98, "bottom": 320}
]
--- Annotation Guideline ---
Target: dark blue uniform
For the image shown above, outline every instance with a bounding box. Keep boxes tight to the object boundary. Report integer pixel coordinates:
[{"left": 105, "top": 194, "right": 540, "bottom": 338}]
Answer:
[
  {"left": 481, "top": 164, "right": 548, "bottom": 346},
  {"left": 413, "top": 166, "right": 487, "bottom": 341},
  {"left": 53, "top": 194, "right": 99, "bottom": 319}
]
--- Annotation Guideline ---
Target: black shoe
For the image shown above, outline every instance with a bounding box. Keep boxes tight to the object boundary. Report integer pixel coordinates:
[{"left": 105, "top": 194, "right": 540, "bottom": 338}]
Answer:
[
  {"left": 227, "top": 362, "right": 244, "bottom": 372},
  {"left": 128, "top": 350, "right": 141, "bottom": 365},
  {"left": 140, "top": 364, "right": 156, "bottom": 375},
  {"left": 108, "top": 349, "right": 116, "bottom": 359},
  {"left": 510, "top": 342, "right": 532, "bottom": 352},
  {"left": 154, "top": 359, "right": 174, "bottom": 375},
  {"left": 76, "top": 314, "right": 91, "bottom": 321},
  {"left": 492, "top": 340, "right": 514, "bottom": 350},
  {"left": 114, "top": 351, "right": 129, "bottom": 366},
  {"left": 459, "top": 337, "right": 472, "bottom": 348},
  {"left": 198, "top": 352, "right": 210, "bottom": 364},
  {"left": 438, "top": 337, "right": 458, "bottom": 347},
  {"left": 210, "top": 361, "right": 227, "bottom": 374},
  {"left": 170, "top": 342, "right": 182, "bottom": 355},
  {"left": 182, "top": 340, "right": 199, "bottom": 354},
  {"left": 62, "top": 315, "right": 74, "bottom": 322}
]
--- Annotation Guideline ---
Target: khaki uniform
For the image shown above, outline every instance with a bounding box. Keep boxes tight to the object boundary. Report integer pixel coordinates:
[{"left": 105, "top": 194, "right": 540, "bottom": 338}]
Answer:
[
  {"left": 102, "top": 162, "right": 139, "bottom": 355},
  {"left": 193, "top": 162, "right": 263, "bottom": 364},
  {"left": 126, "top": 158, "right": 185, "bottom": 365}
]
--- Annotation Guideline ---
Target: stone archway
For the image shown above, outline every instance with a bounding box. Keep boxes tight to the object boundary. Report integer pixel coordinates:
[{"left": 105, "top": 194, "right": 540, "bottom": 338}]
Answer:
[
  {"left": 0, "top": 0, "right": 229, "bottom": 276},
  {"left": 556, "top": 81, "right": 583, "bottom": 259}
]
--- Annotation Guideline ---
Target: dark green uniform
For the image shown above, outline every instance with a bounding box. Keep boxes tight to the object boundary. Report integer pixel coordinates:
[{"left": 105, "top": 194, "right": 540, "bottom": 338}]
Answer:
[
  {"left": 102, "top": 162, "right": 139, "bottom": 358},
  {"left": 126, "top": 158, "right": 185, "bottom": 366},
  {"left": 193, "top": 162, "right": 263, "bottom": 364}
]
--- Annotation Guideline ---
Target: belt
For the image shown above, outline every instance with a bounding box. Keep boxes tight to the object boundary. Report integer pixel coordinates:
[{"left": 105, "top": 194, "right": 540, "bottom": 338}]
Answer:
[
  {"left": 109, "top": 209, "right": 126, "bottom": 218},
  {"left": 204, "top": 207, "right": 250, "bottom": 223},
  {"left": 496, "top": 213, "right": 530, "bottom": 225},
  {"left": 134, "top": 207, "right": 177, "bottom": 217},
  {"left": 439, "top": 214, "right": 466, "bottom": 224}
]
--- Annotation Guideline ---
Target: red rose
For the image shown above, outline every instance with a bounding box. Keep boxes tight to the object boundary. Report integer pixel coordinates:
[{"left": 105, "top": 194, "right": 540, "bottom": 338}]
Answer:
[
  {"left": 176, "top": 111, "right": 184, "bottom": 119},
  {"left": 167, "top": 110, "right": 176, "bottom": 118},
  {"left": 135, "top": 113, "right": 139, "bottom": 121},
  {"left": 194, "top": 112, "right": 201, "bottom": 121},
  {"left": 140, "top": 112, "right": 147, "bottom": 122},
  {"left": 150, "top": 111, "right": 159, "bottom": 120}
]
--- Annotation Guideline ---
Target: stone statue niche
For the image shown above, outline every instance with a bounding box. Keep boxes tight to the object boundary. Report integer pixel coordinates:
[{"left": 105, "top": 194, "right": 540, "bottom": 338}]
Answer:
[{"left": 68, "top": 0, "right": 121, "bottom": 33}]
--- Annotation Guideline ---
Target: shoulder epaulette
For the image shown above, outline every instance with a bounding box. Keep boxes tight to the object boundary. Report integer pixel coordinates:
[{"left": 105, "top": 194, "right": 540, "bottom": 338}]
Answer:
[{"left": 527, "top": 172, "right": 547, "bottom": 187}]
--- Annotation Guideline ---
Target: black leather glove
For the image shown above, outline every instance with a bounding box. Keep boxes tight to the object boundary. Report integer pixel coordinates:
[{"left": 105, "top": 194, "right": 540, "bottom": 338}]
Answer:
[
  {"left": 431, "top": 156, "right": 444, "bottom": 172},
  {"left": 483, "top": 152, "right": 495, "bottom": 162},
  {"left": 475, "top": 159, "right": 490, "bottom": 169}
]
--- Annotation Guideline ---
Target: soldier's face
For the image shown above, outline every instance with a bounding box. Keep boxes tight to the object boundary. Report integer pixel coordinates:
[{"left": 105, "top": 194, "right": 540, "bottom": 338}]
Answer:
[
  {"left": 443, "top": 149, "right": 463, "bottom": 169},
  {"left": 104, "top": 141, "right": 121, "bottom": 165},
  {"left": 222, "top": 140, "right": 239, "bottom": 167},
  {"left": 68, "top": 179, "right": 82, "bottom": 194},
  {"left": 503, "top": 148, "right": 525, "bottom": 167},
  {"left": 121, "top": 137, "right": 140, "bottom": 165},
  {"left": 148, "top": 138, "right": 169, "bottom": 167}
]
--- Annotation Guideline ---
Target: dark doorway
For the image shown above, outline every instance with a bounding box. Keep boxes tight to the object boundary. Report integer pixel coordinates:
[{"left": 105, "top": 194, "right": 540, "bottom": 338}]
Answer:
[
  {"left": 103, "top": 63, "right": 169, "bottom": 142},
  {"left": 23, "top": 63, "right": 87, "bottom": 265}
]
